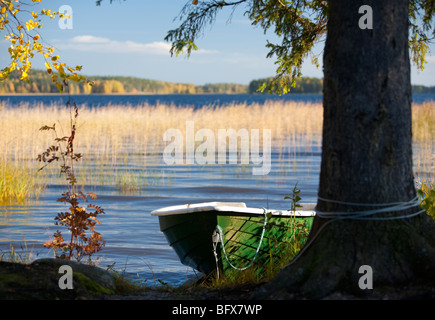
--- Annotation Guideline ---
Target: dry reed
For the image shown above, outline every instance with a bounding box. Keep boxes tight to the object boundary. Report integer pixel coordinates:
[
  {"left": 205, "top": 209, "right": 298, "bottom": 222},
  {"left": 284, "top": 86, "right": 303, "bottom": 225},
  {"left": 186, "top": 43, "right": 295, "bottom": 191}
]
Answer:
[
  {"left": 0, "top": 100, "right": 433, "bottom": 193},
  {"left": 0, "top": 100, "right": 324, "bottom": 164}
]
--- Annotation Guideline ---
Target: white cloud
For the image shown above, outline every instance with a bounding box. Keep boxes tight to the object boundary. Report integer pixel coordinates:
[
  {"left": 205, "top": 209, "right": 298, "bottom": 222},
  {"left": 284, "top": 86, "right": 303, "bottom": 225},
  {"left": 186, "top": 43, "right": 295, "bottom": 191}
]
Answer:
[
  {"left": 66, "top": 35, "right": 171, "bottom": 55},
  {"left": 71, "top": 35, "right": 111, "bottom": 44},
  {"left": 56, "top": 35, "right": 218, "bottom": 56}
]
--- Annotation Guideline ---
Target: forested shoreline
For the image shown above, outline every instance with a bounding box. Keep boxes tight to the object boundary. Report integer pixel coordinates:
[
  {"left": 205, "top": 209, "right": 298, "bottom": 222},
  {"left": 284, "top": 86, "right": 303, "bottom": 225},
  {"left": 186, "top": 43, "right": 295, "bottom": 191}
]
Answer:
[
  {"left": 1, "top": 69, "right": 434, "bottom": 95},
  {"left": 0, "top": 70, "right": 247, "bottom": 94}
]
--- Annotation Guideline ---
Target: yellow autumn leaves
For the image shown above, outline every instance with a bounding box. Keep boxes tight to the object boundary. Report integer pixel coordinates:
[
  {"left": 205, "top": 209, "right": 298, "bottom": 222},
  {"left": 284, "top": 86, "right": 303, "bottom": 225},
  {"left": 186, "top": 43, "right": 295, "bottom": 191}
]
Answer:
[{"left": 0, "top": 0, "right": 89, "bottom": 92}]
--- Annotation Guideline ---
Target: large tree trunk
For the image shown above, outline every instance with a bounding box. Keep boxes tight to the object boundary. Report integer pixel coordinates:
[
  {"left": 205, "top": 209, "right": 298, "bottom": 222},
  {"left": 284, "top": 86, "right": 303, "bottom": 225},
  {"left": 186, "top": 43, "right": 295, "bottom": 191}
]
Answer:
[{"left": 254, "top": 0, "right": 435, "bottom": 299}]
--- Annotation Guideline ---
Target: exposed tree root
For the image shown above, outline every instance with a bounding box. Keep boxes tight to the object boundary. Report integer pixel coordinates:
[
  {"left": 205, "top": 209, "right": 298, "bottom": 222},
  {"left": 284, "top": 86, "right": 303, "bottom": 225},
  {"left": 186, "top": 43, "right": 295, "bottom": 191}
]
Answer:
[{"left": 252, "top": 214, "right": 435, "bottom": 299}]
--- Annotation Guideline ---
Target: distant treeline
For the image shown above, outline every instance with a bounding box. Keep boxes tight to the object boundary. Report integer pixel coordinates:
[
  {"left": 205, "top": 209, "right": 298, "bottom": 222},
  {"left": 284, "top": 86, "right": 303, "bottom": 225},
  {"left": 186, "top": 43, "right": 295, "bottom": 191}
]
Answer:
[
  {"left": 411, "top": 85, "right": 435, "bottom": 94},
  {"left": 1, "top": 69, "right": 434, "bottom": 95},
  {"left": 0, "top": 70, "right": 247, "bottom": 94},
  {"left": 248, "top": 77, "right": 435, "bottom": 94},
  {"left": 248, "top": 77, "right": 323, "bottom": 94},
  {"left": 249, "top": 77, "right": 435, "bottom": 94}
]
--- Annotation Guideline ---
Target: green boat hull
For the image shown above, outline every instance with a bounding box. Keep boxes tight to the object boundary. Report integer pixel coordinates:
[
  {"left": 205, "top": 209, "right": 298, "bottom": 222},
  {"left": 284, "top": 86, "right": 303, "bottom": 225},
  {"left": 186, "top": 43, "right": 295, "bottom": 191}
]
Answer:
[
  {"left": 152, "top": 202, "right": 315, "bottom": 276},
  {"left": 216, "top": 213, "right": 313, "bottom": 277},
  {"left": 157, "top": 210, "right": 221, "bottom": 274}
]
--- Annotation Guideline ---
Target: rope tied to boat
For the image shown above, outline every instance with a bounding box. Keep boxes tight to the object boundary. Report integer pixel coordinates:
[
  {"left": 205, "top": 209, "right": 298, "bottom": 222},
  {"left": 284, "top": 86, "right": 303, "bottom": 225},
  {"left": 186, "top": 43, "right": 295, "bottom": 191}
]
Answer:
[{"left": 212, "top": 208, "right": 268, "bottom": 278}]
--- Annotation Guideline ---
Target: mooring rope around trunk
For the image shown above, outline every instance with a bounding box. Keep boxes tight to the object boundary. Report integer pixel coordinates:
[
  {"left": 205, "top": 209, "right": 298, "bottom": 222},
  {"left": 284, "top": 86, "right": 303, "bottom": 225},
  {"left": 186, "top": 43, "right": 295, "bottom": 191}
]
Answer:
[
  {"left": 281, "top": 195, "right": 426, "bottom": 271},
  {"left": 315, "top": 195, "right": 425, "bottom": 220},
  {"left": 212, "top": 208, "right": 268, "bottom": 279}
]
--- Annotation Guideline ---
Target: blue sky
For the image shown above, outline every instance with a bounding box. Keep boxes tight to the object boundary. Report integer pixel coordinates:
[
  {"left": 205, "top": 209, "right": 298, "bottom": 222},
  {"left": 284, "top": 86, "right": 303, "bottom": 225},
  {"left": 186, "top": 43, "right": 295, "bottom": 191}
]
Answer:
[{"left": 3, "top": 0, "right": 435, "bottom": 85}]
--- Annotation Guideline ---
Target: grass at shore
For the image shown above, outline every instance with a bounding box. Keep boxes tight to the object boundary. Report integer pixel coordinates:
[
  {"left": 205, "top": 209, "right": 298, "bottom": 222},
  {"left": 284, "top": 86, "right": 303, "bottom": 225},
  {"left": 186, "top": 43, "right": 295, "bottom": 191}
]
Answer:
[{"left": 0, "top": 164, "right": 44, "bottom": 205}]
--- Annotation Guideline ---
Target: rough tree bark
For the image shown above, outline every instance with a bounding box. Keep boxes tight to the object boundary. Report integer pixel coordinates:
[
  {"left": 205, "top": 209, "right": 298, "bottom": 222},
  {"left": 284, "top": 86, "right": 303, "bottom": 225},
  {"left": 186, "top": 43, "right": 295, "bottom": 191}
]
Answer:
[{"left": 254, "top": 0, "right": 435, "bottom": 299}]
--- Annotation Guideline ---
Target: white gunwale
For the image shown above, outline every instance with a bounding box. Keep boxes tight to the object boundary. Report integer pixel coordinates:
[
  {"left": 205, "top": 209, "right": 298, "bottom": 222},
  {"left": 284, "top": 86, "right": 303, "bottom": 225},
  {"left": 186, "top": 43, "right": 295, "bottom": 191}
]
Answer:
[{"left": 151, "top": 201, "right": 316, "bottom": 217}]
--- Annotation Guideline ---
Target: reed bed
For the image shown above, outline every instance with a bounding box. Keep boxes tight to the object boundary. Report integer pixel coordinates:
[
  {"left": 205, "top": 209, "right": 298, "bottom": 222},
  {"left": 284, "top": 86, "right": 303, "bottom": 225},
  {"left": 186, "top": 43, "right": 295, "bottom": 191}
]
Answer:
[
  {"left": 412, "top": 102, "right": 435, "bottom": 181},
  {"left": 0, "top": 100, "right": 433, "bottom": 201},
  {"left": 0, "top": 100, "right": 324, "bottom": 185},
  {"left": 0, "top": 101, "right": 324, "bottom": 165},
  {"left": 412, "top": 102, "right": 435, "bottom": 143}
]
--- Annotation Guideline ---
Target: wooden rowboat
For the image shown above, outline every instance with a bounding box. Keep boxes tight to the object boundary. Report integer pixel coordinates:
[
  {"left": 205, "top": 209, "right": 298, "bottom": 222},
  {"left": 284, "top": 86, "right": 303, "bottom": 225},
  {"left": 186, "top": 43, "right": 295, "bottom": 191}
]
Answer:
[{"left": 151, "top": 202, "right": 316, "bottom": 276}]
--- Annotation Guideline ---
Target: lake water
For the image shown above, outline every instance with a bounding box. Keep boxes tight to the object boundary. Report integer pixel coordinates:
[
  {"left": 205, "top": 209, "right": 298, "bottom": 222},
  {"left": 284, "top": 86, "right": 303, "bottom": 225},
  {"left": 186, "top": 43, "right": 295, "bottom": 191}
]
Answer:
[
  {"left": 1, "top": 92, "right": 434, "bottom": 109},
  {"left": 0, "top": 93, "right": 434, "bottom": 287}
]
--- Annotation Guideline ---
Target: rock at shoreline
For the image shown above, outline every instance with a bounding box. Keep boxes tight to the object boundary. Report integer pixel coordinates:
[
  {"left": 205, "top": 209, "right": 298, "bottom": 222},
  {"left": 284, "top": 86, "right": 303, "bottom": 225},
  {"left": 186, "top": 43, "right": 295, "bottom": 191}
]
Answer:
[{"left": 0, "top": 258, "right": 116, "bottom": 299}]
